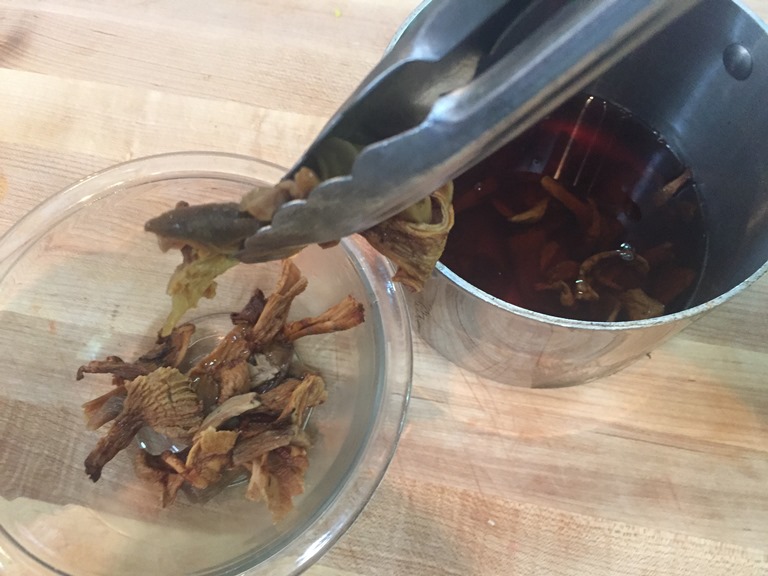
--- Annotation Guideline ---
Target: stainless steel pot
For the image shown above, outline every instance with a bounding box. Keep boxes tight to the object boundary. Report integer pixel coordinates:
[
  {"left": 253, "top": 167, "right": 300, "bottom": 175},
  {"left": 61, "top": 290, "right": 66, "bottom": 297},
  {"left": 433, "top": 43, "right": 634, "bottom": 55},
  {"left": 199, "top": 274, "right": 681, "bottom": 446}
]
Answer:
[{"left": 412, "top": 0, "right": 768, "bottom": 386}]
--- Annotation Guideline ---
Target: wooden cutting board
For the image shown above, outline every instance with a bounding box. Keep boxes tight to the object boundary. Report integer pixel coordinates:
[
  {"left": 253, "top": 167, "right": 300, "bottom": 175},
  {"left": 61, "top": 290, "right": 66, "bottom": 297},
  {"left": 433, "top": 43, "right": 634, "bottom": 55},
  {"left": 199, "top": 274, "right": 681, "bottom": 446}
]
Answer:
[{"left": 0, "top": 1, "right": 766, "bottom": 574}]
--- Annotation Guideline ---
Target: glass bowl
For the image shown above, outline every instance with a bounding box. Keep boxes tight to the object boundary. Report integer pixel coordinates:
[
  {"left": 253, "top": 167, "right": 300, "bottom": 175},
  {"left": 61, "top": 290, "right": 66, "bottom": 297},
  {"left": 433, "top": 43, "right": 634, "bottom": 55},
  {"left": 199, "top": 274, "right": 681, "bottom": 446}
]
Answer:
[{"left": 0, "top": 152, "right": 412, "bottom": 575}]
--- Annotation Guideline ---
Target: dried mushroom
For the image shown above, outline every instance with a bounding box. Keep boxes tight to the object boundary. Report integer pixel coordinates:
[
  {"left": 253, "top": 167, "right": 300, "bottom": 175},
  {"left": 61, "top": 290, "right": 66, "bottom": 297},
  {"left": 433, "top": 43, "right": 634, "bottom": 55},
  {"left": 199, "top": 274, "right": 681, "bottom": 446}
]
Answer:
[{"left": 77, "top": 255, "right": 365, "bottom": 522}]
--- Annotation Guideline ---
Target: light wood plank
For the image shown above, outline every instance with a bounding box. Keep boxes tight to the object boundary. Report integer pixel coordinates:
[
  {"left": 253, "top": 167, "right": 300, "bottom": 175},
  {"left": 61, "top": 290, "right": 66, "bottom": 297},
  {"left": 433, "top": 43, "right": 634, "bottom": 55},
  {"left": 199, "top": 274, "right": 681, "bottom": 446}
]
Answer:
[{"left": 1, "top": 0, "right": 767, "bottom": 574}]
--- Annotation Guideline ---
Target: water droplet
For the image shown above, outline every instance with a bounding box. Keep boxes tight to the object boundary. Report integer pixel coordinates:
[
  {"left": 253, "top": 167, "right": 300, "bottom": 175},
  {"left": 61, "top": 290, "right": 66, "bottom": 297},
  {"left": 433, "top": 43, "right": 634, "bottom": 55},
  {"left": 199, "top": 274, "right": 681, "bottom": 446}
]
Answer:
[{"left": 619, "top": 242, "right": 635, "bottom": 261}]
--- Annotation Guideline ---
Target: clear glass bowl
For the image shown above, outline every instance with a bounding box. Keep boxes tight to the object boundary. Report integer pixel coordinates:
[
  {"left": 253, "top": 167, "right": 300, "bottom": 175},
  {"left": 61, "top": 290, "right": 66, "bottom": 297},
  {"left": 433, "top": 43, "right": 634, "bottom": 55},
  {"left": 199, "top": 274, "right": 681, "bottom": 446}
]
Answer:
[{"left": 0, "top": 152, "right": 412, "bottom": 575}]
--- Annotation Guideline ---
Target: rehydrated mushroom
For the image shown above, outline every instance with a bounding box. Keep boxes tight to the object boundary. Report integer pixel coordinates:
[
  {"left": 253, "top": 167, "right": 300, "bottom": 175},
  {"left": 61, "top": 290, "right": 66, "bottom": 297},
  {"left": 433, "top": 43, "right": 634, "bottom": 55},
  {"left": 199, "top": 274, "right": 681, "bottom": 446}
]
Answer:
[
  {"left": 540, "top": 175, "right": 594, "bottom": 231},
  {"left": 189, "top": 260, "right": 308, "bottom": 409},
  {"left": 249, "top": 341, "right": 295, "bottom": 394},
  {"left": 84, "top": 367, "right": 203, "bottom": 481},
  {"left": 240, "top": 185, "right": 293, "bottom": 222},
  {"left": 190, "top": 324, "right": 251, "bottom": 411},
  {"left": 268, "top": 373, "right": 327, "bottom": 426},
  {"left": 135, "top": 450, "right": 186, "bottom": 507},
  {"left": 619, "top": 288, "right": 665, "bottom": 320},
  {"left": 232, "top": 424, "right": 304, "bottom": 468},
  {"left": 282, "top": 296, "right": 365, "bottom": 341},
  {"left": 292, "top": 167, "right": 321, "bottom": 199},
  {"left": 82, "top": 385, "right": 127, "bottom": 431},
  {"left": 361, "top": 181, "right": 455, "bottom": 291},
  {"left": 80, "top": 253, "right": 366, "bottom": 522},
  {"left": 77, "top": 323, "right": 196, "bottom": 382},
  {"left": 534, "top": 280, "right": 575, "bottom": 307},
  {"left": 182, "top": 427, "right": 239, "bottom": 489},
  {"left": 495, "top": 197, "right": 550, "bottom": 224},
  {"left": 449, "top": 166, "right": 698, "bottom": 322},
  {"left": 198, "top": 392, "right": 261, "bottom": 434},
  {"left": 240, "top": 167, "right": 321, "bottom": 221},
  {"left": 249, "top": 259, "right": 308, "bottom": 346},
  {"left": 217, "top": 362, "right": 252, "bottom": 404},
  {"left": 79, "top": 323, "right": 197, "bottom": 444},
  {"left": 245, "top": 445, "right": 310, "bottom": 522},
  {"left": 654, "top": 167, "right": 693, "bottom": 207},
  {"left": 77, "top": 356, "right": 145, "bottom": 384},
  {"left": 161, "top": 248, "right": 239, "bottom": 336},
  {"left": 230, "top": 289, "right": 266, "bottom": 326}
]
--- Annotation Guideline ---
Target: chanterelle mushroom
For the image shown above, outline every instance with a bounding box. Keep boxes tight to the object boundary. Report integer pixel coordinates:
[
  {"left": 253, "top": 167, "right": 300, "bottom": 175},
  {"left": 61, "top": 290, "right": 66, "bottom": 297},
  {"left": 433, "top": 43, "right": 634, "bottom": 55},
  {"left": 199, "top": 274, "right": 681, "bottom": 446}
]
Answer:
[
  {"left": 84, "top": 367, "right": 203, "bottom": 481},
  {"left": 79, "top": 256, "right": 366, "bottom": 523}
]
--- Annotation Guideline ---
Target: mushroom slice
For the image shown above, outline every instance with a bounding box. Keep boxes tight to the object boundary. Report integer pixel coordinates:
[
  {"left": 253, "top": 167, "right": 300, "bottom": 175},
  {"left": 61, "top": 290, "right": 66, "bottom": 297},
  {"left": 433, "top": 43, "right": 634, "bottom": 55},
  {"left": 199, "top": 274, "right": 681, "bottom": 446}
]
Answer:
[
  {"left": 282, "top": 296, "right": 365, "bottom": 341},
  {"left": 76, "top": 323, "right": 196, "bottom": 381},
  {"left": 654, "top": 167, "right": 693, "bottom": 206},
  {"left": 135, "top": 450, "right": 186, "bottom": 507},
  {"left": 232, "top": 424, "right": 302, "bottom": 468},
  {"left": 249, "top": 259, "right": 308, "bottom": 347},
  {"left": 218, "top": 361, "right": 252, "bottom": 404},
  {"left": 239, "top": 167, "right": 319, "bottom": 221},
  {"left": 240, "top": 184, "right": 292, "bottom": 222},
  {"left": 494, "top": 196, "right": 550, "bottom": 224},
  {"left": 292, "top": 167, "right": 321, "bottom": 199},
  {"left": 230, "top": 289, "right": 266, "bottom": 326},
  {"left": 198, "top": 393, "right": 261, "bottom": 435},
  {"left": 145, "top": 201, "right": 262, "bottom": 255},
  {"left": 534, "top": 280, "right": 576, "bottom": 307},
  {"left": 245, "top": 445, "right": 310, "bottom": 522},
  {"left": 161, "top": 248, "right": 239, "bottom": 336},
  {"left": 256, "top": 378, "right": 303, "bottom": 413},
  {"left": 136, "top": 323, "right": 196, "bottom": 369},
  {"left": 82, "top": 385, "right": 127, "bottom": 430},
  {"left": 183, "top": 427, "right": 239, "bottom": 489},
  {"left": 84, "top": 367, "right": 203, "bottom": 481},
  {"left": 361, "top": 182, "right": 454, "bottom": 292},
  {"left": 576, "top": 250, "right": 651, "bottom": 301},
  {"left": 76, "top": 356, "right": 149, "bottom": 383},
  {"left": 250, "top": 341, "right": 295, "bottom": 394},
  {"left": 540, "top": 176, "right": 593, "bottom": 230},
  {"left": 189, "top": 260, "right": 307, "bottom": 408},
  {"left": 190, "top": 325, "right": 251, "bottom": 410},
  {"left": 276, "top": 374, "right": 327, "bottom": 426},
  {"left": 620, "top": 288, "right": 665, "bottom": 320}
]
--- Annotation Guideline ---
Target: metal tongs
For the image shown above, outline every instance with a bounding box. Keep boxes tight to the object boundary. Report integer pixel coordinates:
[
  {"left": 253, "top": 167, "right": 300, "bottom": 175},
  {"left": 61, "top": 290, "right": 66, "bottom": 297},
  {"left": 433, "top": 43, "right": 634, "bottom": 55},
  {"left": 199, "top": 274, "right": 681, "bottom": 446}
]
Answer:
[{"left": 237, "top": 0, "right": 702, "bottom": 263}]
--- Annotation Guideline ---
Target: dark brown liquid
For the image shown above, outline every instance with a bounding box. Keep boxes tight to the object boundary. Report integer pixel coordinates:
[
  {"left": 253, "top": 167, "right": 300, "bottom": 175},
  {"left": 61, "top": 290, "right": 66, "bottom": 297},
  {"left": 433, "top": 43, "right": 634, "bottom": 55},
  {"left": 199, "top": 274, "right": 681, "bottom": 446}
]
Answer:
[{"left": 441, "top": 94, "right": 707, "bottom": 321}]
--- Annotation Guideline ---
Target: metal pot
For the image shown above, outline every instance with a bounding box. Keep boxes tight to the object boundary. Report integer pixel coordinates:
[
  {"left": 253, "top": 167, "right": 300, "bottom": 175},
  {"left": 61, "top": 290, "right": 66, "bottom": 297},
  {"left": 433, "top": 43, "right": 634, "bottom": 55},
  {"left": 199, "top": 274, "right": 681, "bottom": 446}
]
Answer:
[{"left": 413, "top": 0, "right": 768, "bottom": 386}]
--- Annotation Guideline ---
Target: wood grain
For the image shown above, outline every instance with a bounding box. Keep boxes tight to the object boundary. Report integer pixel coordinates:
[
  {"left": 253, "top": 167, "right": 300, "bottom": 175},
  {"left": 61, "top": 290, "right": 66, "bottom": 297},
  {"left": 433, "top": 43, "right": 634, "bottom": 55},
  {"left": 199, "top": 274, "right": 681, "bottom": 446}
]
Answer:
[{"left": 0, "top": 0, "right": 767, "bottom": 574}]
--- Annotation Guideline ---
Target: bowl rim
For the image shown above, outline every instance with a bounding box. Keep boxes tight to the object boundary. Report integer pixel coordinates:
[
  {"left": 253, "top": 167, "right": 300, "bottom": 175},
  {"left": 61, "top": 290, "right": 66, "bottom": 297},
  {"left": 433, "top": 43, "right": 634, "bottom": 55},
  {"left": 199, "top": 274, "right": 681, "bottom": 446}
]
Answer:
[{"left": 0, "top": 151, "right": 413, "bottom": 576}]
